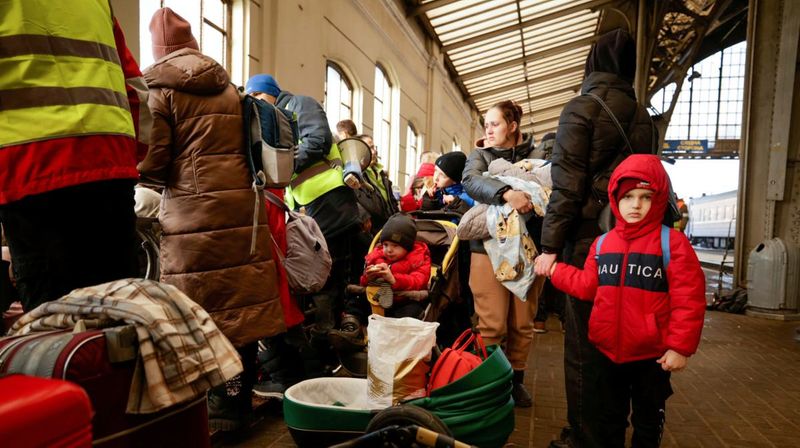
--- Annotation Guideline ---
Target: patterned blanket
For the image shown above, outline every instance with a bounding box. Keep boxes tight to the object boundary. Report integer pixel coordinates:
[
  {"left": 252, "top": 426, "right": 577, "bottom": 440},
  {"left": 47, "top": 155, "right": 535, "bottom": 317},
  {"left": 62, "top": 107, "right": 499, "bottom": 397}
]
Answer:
[{"left": 10, "top": 278, "right": 243, "bottom": 413}]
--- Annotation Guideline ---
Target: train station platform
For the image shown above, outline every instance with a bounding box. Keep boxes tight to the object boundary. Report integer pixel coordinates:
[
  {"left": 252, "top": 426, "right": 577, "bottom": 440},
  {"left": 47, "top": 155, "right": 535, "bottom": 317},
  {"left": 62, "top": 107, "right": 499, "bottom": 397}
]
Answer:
[{"left": 213, "top": 310, "right": 800, "bottom": 448}]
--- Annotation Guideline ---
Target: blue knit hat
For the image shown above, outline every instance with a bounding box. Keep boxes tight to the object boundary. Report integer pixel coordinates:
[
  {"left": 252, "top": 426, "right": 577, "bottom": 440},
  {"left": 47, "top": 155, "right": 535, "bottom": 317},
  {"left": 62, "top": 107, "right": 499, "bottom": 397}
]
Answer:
[{"left": 245, "top": 74, "right": 281, "bottom": 97}]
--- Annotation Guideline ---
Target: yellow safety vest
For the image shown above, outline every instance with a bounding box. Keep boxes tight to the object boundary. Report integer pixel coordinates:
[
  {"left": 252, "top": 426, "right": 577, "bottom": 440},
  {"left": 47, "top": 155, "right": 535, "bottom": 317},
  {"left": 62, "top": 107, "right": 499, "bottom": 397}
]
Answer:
[
  {"left": 0, "top": 0, "right": 135, "bottom": 148},
  {"left": 286, "top": 143, "right": 346, "bottom": 207}
]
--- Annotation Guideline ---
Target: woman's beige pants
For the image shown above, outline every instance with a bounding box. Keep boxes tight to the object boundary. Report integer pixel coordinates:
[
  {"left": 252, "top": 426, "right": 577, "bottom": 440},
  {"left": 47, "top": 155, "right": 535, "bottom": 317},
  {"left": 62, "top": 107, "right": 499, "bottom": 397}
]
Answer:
[{"left": 469, "top": 252, "right": 544, "bottom": 370}]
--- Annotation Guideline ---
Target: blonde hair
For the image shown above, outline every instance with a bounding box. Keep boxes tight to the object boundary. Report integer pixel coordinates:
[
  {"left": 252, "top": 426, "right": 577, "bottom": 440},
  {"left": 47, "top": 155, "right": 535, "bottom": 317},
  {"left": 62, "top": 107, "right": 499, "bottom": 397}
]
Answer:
[{"left": 420, "top": 151, "right": 439, "bottom": 164}]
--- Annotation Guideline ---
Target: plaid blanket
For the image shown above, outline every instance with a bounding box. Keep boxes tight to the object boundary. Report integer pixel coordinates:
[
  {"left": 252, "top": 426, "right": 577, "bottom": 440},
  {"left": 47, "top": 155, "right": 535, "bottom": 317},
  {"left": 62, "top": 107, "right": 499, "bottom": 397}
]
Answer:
[{"left": 9, "top": 278, "right": 243, "bottom": 413}]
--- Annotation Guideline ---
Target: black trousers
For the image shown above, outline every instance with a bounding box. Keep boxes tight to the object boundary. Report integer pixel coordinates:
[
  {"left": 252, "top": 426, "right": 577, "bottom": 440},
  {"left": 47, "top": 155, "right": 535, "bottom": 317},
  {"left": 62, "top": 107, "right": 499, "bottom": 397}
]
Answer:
[
  {"left": 315, "top": 228, "right": 354, "bottom": 332},
  {"left": 562, "top": 236, "right": 605, "bottom": 448},
  {"left": 596, "top": 356, "right": 673, "bottom": 448},
  {"left": 0, "top": 180, "right": 138, "bottom": 311},
  {"left": 534, "top": 278, "right": 565, "bottom": 323}
]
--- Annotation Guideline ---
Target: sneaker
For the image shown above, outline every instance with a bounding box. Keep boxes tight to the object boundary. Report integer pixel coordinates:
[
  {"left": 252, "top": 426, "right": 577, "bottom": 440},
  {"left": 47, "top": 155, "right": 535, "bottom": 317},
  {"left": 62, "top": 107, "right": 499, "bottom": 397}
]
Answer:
[
  {"left": 533, "top": 321, "right": 548, "bottom": 333},
  {"left": 252, "top": 380, "right": 288, "bottom": 400},
  {"left": 511, "top": 381, "right": 533, "bottom": 408}
]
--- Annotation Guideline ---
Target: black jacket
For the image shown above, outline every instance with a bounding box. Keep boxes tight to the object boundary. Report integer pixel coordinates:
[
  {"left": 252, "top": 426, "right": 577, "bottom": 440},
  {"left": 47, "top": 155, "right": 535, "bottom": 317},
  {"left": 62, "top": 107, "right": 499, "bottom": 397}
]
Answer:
[
  {"left": 541, "top": 30, "right": 655, "bottom": 252},
  {"left": 462, "top": 134, "right": 536, "bottom": 253}
]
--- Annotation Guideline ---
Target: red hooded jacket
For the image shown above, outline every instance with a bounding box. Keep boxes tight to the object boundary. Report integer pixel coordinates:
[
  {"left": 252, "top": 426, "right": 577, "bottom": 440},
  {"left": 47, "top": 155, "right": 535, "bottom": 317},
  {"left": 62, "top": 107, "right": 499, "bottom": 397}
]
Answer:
[
  {"left": 551, "top": 155, "right": 705, "bottom": 363},
  {"left": 360, "top": 241, "right": 431, "bottom": 296}
]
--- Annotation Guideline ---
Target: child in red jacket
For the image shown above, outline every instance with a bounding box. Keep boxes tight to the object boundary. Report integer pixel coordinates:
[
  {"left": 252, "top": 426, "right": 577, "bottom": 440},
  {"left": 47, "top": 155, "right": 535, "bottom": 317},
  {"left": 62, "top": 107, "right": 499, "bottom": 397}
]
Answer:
[
  {"left": 541, "top": 154, "right": 705, "bottom": 447},
  {"left": 361, "top": 213, "right": 431, "bottom": 319}
]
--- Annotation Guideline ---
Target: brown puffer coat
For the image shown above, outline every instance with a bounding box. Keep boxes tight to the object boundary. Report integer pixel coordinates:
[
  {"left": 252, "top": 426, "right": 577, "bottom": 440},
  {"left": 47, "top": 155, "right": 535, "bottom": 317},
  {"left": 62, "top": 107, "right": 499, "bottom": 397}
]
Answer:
[{"left": 138, "top": 48, "right": 284, "bottom": 347}]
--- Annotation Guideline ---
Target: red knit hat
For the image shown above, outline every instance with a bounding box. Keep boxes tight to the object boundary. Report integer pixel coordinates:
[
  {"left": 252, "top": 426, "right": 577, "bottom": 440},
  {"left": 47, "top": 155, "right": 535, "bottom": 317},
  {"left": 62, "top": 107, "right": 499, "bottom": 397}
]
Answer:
[
  {"left": 150, "top": 8, "right": 199, "bottom": 61},
  {"left": 616, "top": 178, "right": 654, "bottom": 200},
  {"left": 416, "top": 162, "right": 436, "bottom": 178}
]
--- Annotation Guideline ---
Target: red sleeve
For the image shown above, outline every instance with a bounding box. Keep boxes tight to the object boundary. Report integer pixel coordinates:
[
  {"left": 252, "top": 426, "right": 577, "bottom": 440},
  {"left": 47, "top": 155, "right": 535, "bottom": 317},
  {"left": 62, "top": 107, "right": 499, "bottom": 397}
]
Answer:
[
  {"left": 400, "top": 193, "right": 421, "bottom": 212},
  {"left": 664, "top": 231, "right": 706, "bottom": 356},
  {"left": 113, "top": 18, "right": 151, "bottom": 162},
  {"left": 550, "top": 238, "right": 599, "bottom": 301},
  {"left": 360, "top": 248, "right": 382, "bottom": 286},
  {"left": 391, "top": 245, "right": 431, "bottom": 291}
]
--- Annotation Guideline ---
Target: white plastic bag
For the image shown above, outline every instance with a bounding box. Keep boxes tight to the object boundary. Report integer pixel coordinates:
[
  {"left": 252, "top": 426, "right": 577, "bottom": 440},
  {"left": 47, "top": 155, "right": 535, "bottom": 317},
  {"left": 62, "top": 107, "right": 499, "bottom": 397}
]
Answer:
[{"left": 366, "top": 315, "right": 439, "bottom": 407}]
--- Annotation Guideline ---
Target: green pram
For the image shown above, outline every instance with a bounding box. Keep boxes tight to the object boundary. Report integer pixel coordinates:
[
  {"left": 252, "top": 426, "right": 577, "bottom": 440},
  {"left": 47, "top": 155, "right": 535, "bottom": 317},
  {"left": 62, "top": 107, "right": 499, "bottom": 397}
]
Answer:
[{"left": 283, "top": 345, "right": 515, "bottom": 448}]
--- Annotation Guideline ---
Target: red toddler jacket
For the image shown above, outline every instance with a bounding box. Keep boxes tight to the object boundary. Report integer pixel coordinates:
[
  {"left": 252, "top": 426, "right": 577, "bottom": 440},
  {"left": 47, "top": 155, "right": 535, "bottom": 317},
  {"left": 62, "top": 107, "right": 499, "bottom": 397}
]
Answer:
[
  {"left": 360, "top": 241, "right": 431, "bottom": 296},
  {"left": 551, "top": 155, "right": 705, "bottom": 363}
]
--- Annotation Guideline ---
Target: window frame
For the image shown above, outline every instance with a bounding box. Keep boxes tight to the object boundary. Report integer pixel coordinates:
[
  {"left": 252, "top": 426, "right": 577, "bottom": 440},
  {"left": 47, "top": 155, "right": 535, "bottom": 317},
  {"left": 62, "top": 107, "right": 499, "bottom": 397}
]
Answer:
[
  {"left": 373, "top": 64, "right": 393, "bottom": 174},
  {"left": 138, "top": 0, "right": 232, "bottom": 70},
  {"left": 405, "top": 123, "right": 420, "bottom": 184},
  {"left": 324, "top": 61, "right": 355, "bottom": 135}
]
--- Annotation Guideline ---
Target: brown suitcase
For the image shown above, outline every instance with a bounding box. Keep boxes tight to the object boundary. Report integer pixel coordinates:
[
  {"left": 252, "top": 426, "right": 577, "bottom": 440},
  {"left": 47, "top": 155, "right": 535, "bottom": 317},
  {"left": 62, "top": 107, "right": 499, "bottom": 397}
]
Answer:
[{"left": 0, "top": 326, "right": 210, "bottom": 447}]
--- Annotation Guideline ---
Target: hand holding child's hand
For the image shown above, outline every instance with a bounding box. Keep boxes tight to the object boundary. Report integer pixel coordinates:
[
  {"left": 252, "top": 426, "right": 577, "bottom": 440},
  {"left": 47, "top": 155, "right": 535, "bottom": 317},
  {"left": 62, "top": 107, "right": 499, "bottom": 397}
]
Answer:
[
  {"left": 657, "top": 350, "right": 687, "bottom": 372},
  {"left": 534, "top": 253, "right": 557, "bottom": 277},
  {"left": 443, "top": 194, "right": 455, "bottom": 204}
]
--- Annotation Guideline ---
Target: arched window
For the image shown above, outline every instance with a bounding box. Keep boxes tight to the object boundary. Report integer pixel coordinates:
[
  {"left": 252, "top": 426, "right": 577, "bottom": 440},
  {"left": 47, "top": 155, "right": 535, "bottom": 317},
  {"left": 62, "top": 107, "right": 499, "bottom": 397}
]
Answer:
[
  {"left": 373, "top": 65, "right": 393, "bottom": 174},
  {"left": 405, "top": 124, "right": 420, "bottom": 185},
  {"left": 324, "top": 62, "right": 354, "bottom": 134},
  {"left": 139, "top": 0, "right": 231, "bottom": 69}
]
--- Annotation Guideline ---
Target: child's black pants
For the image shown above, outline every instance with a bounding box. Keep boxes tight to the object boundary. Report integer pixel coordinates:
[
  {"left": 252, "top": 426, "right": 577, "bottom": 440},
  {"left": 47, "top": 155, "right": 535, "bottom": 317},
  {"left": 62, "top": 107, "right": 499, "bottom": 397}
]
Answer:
[{"left": 597, "top": 355, "right": 673, "bottom": 448}]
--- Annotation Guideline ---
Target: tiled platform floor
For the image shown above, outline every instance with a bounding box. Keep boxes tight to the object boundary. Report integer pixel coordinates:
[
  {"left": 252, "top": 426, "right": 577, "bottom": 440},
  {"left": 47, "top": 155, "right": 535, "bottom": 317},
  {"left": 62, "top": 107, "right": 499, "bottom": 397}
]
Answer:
[{"left": 215, "top": 311, "right": 800, "bottom": 447}]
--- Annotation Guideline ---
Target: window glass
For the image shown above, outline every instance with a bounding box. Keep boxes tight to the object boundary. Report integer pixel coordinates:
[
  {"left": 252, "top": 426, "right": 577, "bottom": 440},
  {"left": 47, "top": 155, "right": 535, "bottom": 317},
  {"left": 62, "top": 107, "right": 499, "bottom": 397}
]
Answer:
[
  {"left": 324, "top": 63, "right": 354, "bottom": 135},
  {"left": 139, "top": 0, "right": 229, "bottom": 69},
  {"left": 373, "top": 65, "right": 392, "bottom": 172},
  {"left": 405, "top": 125, "right": 419, "bottom": 184},
  {"left": 651, "top": 42, "right": 746, "bottom": 143}
]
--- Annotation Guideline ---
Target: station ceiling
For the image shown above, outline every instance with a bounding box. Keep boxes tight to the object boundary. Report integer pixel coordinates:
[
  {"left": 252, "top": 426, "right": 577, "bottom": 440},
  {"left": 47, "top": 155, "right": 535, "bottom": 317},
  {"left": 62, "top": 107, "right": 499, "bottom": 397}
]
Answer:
[{"left": 404, "top": 0, "right": 748, "bottom": 143}]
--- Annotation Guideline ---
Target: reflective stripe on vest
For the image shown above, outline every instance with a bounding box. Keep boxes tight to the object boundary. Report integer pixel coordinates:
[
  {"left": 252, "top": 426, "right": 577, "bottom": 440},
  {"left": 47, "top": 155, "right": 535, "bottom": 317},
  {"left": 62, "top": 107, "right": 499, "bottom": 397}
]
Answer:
[
  {"left": 289, "top": 143, "right": 346, "bottom": 206},
  {"left": 0, "top": 0, "right": 135, "bottom": 147}
]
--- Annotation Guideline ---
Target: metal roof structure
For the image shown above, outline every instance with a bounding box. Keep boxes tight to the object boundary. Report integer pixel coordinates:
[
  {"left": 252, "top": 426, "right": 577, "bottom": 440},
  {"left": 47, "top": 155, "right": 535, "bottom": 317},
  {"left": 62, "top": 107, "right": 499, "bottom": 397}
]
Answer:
[
  {"left": 408, "top": 0, "right": 611, "bottom": 140},
  {"left": 404, "top": 0, "right": 748, "bottom": 145}
]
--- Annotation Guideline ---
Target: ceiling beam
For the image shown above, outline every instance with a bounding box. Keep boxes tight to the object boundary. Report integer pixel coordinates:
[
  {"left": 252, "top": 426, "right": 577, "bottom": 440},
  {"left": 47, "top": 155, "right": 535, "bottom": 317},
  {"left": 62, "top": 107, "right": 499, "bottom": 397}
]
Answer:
[
  {"left": 521, "top": 102, "right": 566, "bottom": 121},
  {"left": 408, "top": 0, "right": 461, "bottom": 17},
  {"left": 442, "top": 0, "right": 614, "bottom": 52},
  {"left": 471, "top": 64, "right": 584, "bottom": 100},
  {"left": 461, "top": 35, "right": 597, "bottom": 81},
  {"left": 475, "top": 83, "right": 581, "bottom": 112}
]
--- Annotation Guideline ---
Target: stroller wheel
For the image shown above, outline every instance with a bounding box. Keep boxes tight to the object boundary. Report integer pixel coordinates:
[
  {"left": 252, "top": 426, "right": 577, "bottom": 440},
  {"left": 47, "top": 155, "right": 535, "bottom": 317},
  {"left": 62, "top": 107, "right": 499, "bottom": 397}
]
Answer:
[{"left": 366, "top": 405, "right": 451, "bottom": 437}]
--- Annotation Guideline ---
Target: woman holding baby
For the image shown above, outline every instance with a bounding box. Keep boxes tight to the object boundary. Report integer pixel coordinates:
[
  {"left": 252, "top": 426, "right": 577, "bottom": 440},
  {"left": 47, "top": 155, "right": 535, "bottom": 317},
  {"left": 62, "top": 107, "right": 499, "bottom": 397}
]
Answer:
[{"left": 461, "top": 99, "right": 545, "bottom": 408}]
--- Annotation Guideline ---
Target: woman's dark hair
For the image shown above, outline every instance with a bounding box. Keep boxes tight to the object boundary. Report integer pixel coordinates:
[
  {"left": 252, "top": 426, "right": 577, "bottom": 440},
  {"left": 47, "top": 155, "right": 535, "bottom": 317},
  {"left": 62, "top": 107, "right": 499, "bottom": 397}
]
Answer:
[{"left": 489, "top": 100, "right": 523, "bottom": 145}]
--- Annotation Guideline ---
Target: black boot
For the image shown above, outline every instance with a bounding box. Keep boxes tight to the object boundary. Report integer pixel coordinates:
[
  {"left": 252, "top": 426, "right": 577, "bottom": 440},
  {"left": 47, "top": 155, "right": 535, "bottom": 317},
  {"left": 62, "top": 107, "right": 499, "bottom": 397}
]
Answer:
[
  {"left": 512, "top": 370, "right": 532, "bottom": 408},
  {"left": 328, "top": 314, "right": 365, "bottom": 353},
  {"left": 208, "top": 378, "right": 249, "bottom": 431}
]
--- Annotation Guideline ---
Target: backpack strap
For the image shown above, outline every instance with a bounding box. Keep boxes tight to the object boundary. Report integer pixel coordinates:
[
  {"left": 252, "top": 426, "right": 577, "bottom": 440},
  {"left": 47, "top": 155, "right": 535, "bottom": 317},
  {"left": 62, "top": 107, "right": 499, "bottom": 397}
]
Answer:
[
  {"left": 594, "top": 226, "right": 671, "bottom": 267},
  {"left": 594, "top": 232, "right": 609, "bottom": 260},
  {"left": 661, "top": 225, "right": 671, "bottom": 268}
]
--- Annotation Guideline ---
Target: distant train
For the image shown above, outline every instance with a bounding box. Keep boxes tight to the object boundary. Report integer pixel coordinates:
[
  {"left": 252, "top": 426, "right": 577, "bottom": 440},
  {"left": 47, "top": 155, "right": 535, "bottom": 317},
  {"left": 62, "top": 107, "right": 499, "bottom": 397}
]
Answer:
[{"left": 685, "top": 190, "right": 737, "bottom": 249}]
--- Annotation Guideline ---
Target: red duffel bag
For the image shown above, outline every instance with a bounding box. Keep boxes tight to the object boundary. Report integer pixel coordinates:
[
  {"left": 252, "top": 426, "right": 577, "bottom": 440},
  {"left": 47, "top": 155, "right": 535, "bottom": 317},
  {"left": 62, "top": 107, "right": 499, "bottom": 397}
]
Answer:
[{"left": 427, "top": 328, "right": 488, "bottom": 394}]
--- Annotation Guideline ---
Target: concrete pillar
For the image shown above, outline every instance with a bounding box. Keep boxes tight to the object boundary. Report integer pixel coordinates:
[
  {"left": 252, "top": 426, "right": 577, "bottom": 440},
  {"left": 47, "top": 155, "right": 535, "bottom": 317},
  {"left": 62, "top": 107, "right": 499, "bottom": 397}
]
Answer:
[{"left": 735, "top": 0, "right": 800, "bottom": 304}]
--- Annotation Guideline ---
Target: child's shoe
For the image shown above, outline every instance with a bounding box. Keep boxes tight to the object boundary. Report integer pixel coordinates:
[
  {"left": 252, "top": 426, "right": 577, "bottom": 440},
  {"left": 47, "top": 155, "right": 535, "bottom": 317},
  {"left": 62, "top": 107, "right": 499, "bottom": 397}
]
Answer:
[{"left": 533, "top": 321, "right": 548, "bottom": 334}]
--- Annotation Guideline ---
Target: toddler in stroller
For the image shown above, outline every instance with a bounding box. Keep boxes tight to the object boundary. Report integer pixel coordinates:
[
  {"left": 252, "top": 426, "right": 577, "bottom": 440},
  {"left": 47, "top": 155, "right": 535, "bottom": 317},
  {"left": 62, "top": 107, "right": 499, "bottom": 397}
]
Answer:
[
  {"left": 330, "top": 213, "right": 431, "bottom": 352},
  {"left": 330, "top": 211, "right": 471, "bottom": 374}
]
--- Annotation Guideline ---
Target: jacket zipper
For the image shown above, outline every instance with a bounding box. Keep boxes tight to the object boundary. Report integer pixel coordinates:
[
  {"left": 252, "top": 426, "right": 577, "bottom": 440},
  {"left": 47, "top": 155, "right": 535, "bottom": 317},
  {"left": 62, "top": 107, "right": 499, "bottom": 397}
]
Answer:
[{"left": 617, "top": 237, "right": 629, "bottom": 361}]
